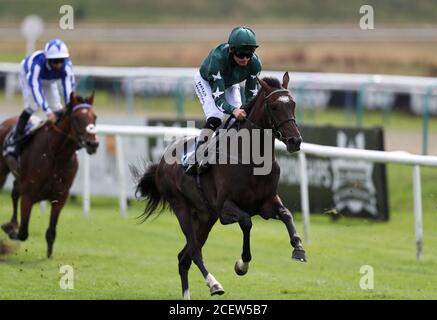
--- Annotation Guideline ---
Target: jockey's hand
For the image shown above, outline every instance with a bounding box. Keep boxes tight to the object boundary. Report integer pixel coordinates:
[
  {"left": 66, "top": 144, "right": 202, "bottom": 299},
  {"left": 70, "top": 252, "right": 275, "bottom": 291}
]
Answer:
[
  {"left": 46, "top": 112, "right": 56, "bottom": 124},
  {"left": 232, "top": 108, "right": 247, "bottom": 121}
]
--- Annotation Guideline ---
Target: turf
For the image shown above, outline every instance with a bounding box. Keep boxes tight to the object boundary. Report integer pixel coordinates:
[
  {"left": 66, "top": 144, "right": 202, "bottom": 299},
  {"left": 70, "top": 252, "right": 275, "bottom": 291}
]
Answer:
[{"left": 1, "top": 163, "right": 437, "bottom": 300}]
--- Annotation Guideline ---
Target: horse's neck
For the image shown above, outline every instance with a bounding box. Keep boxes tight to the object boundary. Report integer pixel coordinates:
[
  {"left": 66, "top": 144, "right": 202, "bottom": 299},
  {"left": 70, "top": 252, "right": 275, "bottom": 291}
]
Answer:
[
  {"left": 245, "top": 90, "right": 267, "bottom": 129},
  {"left": 235, "top": 91, "right": 276, "bottom": 163},
  {"left": 48, "top": 117, "right": 77, "bottom": 160}
]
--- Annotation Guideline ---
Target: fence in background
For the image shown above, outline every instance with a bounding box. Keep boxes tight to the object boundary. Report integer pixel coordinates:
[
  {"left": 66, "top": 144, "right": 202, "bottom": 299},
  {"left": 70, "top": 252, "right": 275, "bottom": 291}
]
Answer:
[{"left": 1, "top": 63, "right": 437, "bottom": 153}]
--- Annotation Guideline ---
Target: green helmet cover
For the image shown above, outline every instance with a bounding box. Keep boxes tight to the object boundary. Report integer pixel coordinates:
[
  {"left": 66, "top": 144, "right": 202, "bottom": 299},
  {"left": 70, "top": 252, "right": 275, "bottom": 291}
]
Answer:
[{"left": 228, "top": 26, "right": 258, "bottom": 48}]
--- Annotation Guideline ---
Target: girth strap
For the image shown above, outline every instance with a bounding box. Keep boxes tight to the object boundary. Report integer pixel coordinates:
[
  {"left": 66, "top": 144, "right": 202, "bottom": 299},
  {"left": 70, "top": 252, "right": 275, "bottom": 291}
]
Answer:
[{"left": 195, "top": 174, "right": 219, "bottom": 217}]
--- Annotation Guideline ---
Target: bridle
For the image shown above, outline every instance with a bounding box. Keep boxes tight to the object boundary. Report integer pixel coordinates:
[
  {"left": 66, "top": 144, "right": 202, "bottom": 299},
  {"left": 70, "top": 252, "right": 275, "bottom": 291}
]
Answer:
[
  {"left": 50, "top": 103, "right": 96, "bottom": 149},
  {"left": 244, "top": 88, "right": 297, "bottom": 143}
]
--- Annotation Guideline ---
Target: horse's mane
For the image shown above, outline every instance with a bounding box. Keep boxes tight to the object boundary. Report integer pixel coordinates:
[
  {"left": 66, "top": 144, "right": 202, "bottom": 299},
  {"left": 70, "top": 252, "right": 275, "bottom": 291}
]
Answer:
[
  {"left": 75, "top": 95, "right": 86, "bottom": 103},
  {"left": 240, "top": 76, "right": 282, "bottom": 121},
  {"left": 65, "top": 95, "right": 87, "bottom": 112}
]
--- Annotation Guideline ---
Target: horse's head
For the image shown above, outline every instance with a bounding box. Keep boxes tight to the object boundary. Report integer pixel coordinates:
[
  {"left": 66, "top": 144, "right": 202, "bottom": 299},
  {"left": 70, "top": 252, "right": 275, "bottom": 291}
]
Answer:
[
  {"left": 67, "top": 92, "right": 99, "bottom": 155},
  {"left": 257, "top": 72, "right": 302, "bottom": 153}
]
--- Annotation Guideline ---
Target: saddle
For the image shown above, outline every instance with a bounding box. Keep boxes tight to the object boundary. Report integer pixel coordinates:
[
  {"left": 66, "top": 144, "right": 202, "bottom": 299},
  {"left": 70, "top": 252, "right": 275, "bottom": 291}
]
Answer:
[
  {"left": 180, "top": 116, "right": 237, "bottom": 173},
  {"left": 2, "top": 115, "right": 46, "bottom": 158}
]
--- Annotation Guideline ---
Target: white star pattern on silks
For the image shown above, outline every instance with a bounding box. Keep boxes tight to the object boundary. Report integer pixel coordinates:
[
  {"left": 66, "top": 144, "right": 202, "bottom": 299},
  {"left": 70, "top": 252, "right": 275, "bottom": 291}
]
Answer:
[
  {"left": 212, "top": 87, "right": 224, "bottom": 99},
  {"left": 250, "top": 88, "right": 258, "bottom": 96},
  {"left": 250, "top": 74, "right": 257, "bottom": 79},
  {"left": 212, "top": 71, "right": 222, "bottom": 81}
]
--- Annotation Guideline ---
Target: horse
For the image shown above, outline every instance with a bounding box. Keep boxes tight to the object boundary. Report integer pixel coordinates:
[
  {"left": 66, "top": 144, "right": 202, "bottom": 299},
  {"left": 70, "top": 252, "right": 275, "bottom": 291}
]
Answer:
[
  {"left": 133, "top": 72, "right": 306, "bottom": 300},
  {"left": 0, "top": 92, "right": 99, "bottom": 258}
]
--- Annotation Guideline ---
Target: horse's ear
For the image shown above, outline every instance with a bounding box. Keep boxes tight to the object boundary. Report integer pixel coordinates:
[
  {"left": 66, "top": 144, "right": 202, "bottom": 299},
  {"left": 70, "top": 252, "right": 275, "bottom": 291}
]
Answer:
[
  {"left": 70, "top": 91, "right": 78, "bottom": 107},
  {"left": 282, "top": 72, "right": 290, "bottom": 89},
  {"left": 86, "top": 90, "right": 95, "bottom": 105},
  {"left": 257, "top": 77, "right": 270, "bottom": 93}
]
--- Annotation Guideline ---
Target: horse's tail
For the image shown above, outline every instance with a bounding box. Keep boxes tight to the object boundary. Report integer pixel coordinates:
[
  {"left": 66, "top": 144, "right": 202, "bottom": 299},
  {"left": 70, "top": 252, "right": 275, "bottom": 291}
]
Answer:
[{"left": 131, "top": 163, "right": 167, "bottom": 222}]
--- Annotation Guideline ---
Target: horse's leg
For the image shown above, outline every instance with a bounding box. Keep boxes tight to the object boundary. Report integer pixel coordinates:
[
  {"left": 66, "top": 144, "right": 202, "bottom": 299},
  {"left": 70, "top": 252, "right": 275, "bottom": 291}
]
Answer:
[
  {"left": 261, "top": 195, "right": 306, "bottom": 262},
  {"left": 0, "top": 163, "right": 14, "bottom": 234},
  {"left": 177, "top": 216, "right": 218, "bottom": 300},
  {"left": 177, "top": 244, "right": 192, "bottom": 300},
  {"left": 235, "top": 220, "right": 252, "bottom": 276},
  {"left": 46, "top": 198, "right": 67, "bottom": 258},
  {"left": 12, "top": 195, "right": 33, "bottom": 241},
  {"left": 173, "top": 200, "right": 224, "bottom": 297},
  {"left": 220, "top": 200, "right": 252, "bottom": 276},
  {"left": 0, "top": 162, "right": 9, "bottom": 190},
  {"left": 1, "top": 180, "right": 20, "bottom": 236}
]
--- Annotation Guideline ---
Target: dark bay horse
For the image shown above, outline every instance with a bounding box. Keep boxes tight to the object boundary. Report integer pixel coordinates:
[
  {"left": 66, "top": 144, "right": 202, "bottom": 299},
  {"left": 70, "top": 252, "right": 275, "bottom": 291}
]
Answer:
[
  {"left": 134, "top": 72, "right": 305, "bottom": 299},
  {"left": 0, "top": 92, "right": 99, "bottom": 257}
]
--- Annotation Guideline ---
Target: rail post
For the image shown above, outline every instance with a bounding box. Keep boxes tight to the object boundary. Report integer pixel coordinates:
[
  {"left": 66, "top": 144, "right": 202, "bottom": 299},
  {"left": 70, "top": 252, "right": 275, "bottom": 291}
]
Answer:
[
  {"left": 356, "top": 82, "right": 371, "bottom": 128},
  {"left": 115, "top": 134, "right": 128, "bottom": 218},
  {"left": 125, "top": 77, "right": 135, "bottom": 114},
  {"left": 412, "top": 165, "right": 423, "bottom": 261},
  {"left": 421, "top": 84, "right": 436, "bottom": 155},
  {"left": 298, "top": 150, "right": 311, "bottom": 243},
  {"left": 83, "top": 150, "right": 91, "bottom": 218}
]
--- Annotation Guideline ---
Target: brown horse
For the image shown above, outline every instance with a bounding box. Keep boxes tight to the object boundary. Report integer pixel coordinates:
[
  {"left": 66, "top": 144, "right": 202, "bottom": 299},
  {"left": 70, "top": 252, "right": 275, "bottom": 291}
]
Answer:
[
  {"left": 0, "top": 92, "right": 99, "bottom": 258},
  {"left": 134, "top": 72, "right": 306, "bottom": 299}
]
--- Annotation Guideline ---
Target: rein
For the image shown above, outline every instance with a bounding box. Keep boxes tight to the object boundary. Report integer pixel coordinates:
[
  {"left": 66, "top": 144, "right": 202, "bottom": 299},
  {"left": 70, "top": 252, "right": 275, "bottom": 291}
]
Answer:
[
  {"left": 50, "top": 122, "right": 79, "bottom": 143},
  {"left": 50, "top": 103, "right": 93, "bottom": 146}
]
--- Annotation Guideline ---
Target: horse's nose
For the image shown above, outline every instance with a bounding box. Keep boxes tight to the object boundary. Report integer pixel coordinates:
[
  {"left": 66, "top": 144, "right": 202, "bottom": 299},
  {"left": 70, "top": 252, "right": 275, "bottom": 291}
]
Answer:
[
  {"left": 86, "top": 140, "right": 99, "bottom": 154},
  {"left": 87, "top": 140, "right": 99, "bottom": 147},
  {"left": 288, "top": 136, "right": 302, "bottom": 148}
]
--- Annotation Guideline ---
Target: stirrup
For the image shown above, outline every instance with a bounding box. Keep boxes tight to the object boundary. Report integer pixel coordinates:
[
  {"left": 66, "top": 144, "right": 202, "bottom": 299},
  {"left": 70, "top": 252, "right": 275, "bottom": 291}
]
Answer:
[
  {"left": 184, "top": 161, "right": 198, "bottom": 175},
  {"left": 184, "top": 138, "right": 206, "bottom": 175},
  {"left": 196, "top": 161, "right": 210, "bottom": 175}
]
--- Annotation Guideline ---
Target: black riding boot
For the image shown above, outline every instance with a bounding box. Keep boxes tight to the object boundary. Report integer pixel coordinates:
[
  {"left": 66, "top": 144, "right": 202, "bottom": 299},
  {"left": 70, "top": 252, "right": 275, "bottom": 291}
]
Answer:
[
  {"left": 185, "top": 117, "right": 222, "bottom": 175},
  {"left": 4, "top": 110, "right": 31, "bottom": 177},
  {"left": 12, "top": 110, "right": 31, "bottom": 156},
  {"left": 184, "top": 128, "right": 213, "bottom": 175}
]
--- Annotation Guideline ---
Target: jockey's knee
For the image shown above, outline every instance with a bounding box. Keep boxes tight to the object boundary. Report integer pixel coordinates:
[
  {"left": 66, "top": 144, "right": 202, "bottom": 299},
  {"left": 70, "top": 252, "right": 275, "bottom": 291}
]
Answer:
[
  {"left": 24, "top": 105, "right": 36, "bottom": 115},
  {"left": 204, "top": 117, "right": 222, "bottom": 131},
  {"left": 20, "top": 109, "right": 32, "bottom": 118}
]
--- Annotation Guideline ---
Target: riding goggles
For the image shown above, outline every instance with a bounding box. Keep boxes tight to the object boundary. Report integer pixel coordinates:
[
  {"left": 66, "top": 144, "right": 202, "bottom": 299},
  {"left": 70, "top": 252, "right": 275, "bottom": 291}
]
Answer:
[
  {"left": 234, "top": 51, "right": 254, "bottom": 59},
  {"left": 48, "top": 58, "right": 65, "bottom": 65}
]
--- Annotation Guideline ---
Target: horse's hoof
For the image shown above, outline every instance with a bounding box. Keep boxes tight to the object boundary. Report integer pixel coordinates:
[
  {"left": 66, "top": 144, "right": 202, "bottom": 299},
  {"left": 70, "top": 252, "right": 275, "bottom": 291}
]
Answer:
[
  {"left": 234, "top": 259, "right": 249, "bottom": 276},
  {"left": 1, "top": 223, "right": 17, "bottom": 235},
  {"left": 182, "top": 289, "right": 191, "bottom": 300},
  {"left": 292, "top": 249, "right": 307, "bottom": 262},
  {"left": 210, "top": 284, "right": 225, "bottom": 296},
  {"left": 17, "top": 233, "right": 28, "bottom": 241},
  {"left": 8, "top": 231, "right": 18, "bottom": 240}
]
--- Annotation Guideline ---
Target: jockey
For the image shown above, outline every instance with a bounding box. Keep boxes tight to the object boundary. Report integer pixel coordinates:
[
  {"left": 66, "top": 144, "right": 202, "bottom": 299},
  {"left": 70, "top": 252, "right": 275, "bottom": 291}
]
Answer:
[
  {"left": 11, "top": 38, "right": 75, "bottom": 157},
  {"left": 185, "top": 26, "right": 262, "bottom": 175}
]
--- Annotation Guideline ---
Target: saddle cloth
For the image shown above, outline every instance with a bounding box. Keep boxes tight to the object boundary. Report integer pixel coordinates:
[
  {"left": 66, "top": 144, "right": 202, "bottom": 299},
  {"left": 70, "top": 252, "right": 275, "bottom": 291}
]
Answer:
[
  {"left": 180, "top": 116, "right": 236, "bottom": 168},
  {"left": 2, "top": 115, "right": 45, "bottom": 157}
]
